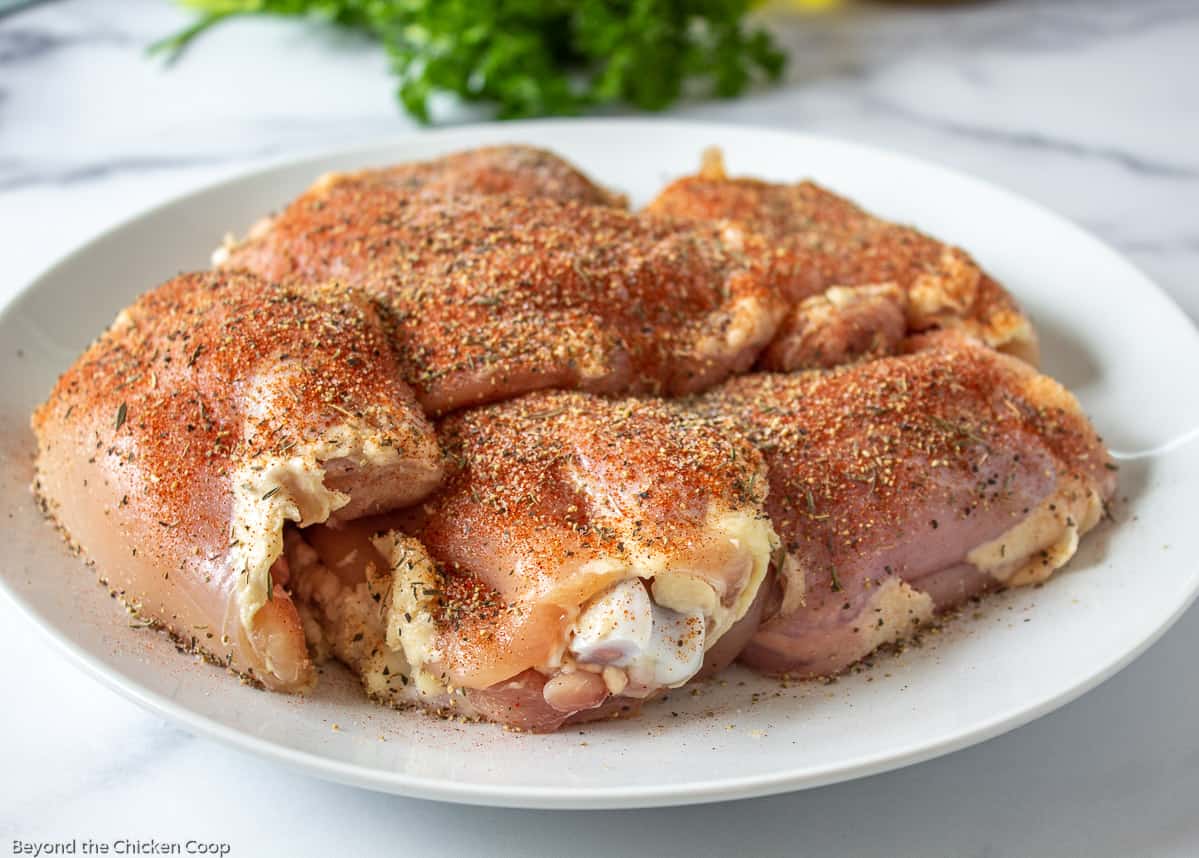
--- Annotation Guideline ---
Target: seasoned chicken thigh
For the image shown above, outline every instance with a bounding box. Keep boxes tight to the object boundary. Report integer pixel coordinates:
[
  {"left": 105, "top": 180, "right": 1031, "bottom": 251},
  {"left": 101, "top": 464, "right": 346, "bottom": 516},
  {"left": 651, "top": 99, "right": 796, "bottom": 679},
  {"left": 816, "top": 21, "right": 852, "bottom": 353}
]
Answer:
[
  {"left": 213, "top": 145, "right": 625, "bottom": 269},
  {"left": 285, "top": 390, "right": 778, "bottom": 730},
  {"left": 345, "top": 144, "right": 627, "bottom": 206},
  {"left": 648, "top": 150, "right": 1039, "bottom": 369},
  {"left": 32, "top": 271, "right": 443, "bottom": 691},
  {"left": 693, "top": 336, "right": 1114, "bottom": 679},
  {"left": 220, "top": 163, "right": 790, "bottom": 414}
]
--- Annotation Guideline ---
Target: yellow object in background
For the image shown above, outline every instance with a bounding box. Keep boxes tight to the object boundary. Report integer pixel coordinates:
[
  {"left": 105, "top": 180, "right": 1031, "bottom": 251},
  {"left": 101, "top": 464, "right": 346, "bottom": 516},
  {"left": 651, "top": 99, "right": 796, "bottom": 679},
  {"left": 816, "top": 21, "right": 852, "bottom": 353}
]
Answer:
[{"left": 757, "top": 0, "right": 842, "bottom": 12}]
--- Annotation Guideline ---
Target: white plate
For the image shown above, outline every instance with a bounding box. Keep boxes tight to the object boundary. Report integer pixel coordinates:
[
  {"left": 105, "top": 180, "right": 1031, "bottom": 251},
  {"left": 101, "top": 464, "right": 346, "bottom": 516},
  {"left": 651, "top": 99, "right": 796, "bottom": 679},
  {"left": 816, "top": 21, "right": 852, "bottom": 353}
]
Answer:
[{"left": 2, "top": 120, "right": 1198, "bottom": 810}]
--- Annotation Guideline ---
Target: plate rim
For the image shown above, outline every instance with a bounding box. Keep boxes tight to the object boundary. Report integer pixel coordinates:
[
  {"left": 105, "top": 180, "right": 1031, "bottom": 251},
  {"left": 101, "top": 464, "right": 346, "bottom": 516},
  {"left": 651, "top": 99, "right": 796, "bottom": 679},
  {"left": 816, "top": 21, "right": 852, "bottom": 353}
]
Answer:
[
  {"left": 5, "top": 573, "right": 1197, "bottom": 809},
  {"left": 3, "top": 117, "right": 1198, "bottom": 809}
]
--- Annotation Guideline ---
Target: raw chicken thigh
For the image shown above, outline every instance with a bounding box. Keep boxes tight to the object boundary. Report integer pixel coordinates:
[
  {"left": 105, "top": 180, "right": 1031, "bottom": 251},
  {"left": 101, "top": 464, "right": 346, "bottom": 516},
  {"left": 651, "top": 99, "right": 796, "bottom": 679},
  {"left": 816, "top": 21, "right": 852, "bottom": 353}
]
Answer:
[
  {"left": 286, "top": 390, "right": 777, "bottom": 730},
  {"left": 648, "top": 150, "right": 1039, "bottom": 370},
  {"left": 694, "top": 335, "right": 1114, "bottom": 678},
  {"left": 32, "top": 271, "right": 443, "bottom": 690}
]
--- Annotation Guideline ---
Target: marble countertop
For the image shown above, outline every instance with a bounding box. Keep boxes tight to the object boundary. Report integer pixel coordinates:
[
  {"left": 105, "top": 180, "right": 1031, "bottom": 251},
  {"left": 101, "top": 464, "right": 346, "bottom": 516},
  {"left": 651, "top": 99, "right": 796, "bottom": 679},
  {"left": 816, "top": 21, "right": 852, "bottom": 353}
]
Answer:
[{"left": 1, "top": 1, "right": 1196, "bottom": 854}]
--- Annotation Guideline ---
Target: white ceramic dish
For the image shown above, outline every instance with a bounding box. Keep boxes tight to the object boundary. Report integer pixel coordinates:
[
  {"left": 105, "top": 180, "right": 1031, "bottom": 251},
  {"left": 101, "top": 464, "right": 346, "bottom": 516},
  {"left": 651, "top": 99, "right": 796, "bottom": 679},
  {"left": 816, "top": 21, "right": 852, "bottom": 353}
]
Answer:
[{"left": 2, "top": 120, "right": 1197, "bottom": 810}]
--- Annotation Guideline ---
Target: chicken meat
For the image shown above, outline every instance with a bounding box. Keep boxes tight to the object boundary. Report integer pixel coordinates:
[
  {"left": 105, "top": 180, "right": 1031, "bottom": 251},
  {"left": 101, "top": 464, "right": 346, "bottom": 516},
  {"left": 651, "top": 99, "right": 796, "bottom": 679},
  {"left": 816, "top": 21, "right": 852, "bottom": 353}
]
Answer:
[
  {"left": 219, "top": 153, "right": 791, "bottom": 414},
  {"left": 31, "top": 271, "right": 443, "bottom": 691},
  {"left": 284, "top": 390, "right": 778, "bottom": 730},
  {"left": 693, "top": 335, "right": 1114, "bottom": 678},
  {"left": 648, "top": 150, "right": 1039, "bottom": 370},
  {"left": 213, "top": 144, "right": 625, "bottom": 271}
]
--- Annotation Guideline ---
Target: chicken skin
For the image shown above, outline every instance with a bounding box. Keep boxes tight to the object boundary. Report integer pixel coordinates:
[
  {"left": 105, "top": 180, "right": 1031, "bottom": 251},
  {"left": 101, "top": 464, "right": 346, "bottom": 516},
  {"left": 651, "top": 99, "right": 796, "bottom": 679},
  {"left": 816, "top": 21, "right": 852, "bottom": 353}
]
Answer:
[
  {"left": 647, "top": 150, "right": 1039, "bottom": 370},
  {"left": 284, "top": 390, "right": 778, "bottom": 730},
  {"left": 213, "top": 145, "right": 625, "bottom": 270},
  {"left": 219, "top": 158, "right": 791, "bottom": 415},
  {"left": 31, "top": 271, "right": 443, "bottom": 691},
  {"left": 344, "top": 144, "right": 626, "bottom": 206},
  {"left": 693, "top": 336, "right": 1114, "bottom": 679}
]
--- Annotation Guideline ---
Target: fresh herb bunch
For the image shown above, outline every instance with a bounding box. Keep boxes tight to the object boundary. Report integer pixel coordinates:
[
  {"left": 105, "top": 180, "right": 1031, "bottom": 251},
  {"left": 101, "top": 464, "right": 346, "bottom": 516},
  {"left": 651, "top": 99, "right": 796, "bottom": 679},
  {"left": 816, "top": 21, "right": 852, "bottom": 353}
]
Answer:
[{"left": 153, "top": 1, "right": 787, "bottom": 122}]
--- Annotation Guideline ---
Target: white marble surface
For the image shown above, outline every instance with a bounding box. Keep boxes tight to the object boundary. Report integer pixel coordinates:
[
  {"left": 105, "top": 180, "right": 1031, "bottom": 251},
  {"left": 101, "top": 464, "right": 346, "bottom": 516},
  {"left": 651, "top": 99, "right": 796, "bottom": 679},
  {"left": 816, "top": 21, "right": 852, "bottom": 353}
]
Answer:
[{"left": 1, "top": 0, "right": 1197, "bottom": 854}]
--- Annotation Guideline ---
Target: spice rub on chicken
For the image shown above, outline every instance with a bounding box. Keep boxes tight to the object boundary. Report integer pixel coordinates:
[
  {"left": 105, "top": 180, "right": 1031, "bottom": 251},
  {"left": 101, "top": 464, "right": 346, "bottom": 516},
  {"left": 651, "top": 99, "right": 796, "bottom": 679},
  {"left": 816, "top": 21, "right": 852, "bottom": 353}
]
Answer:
[
  {"left": 213, "top": 145, "right": 626, "bottom": 270},
  {"left": 693, "top": 336, "right": 1114, "bottom": 679},
  {"left": 647, "top": 149, "right": 1038, "bottom": 370},
  {"left": 31, "top": 271, "right": 443, "bottom": 691},
  {"left": 351, "top": 144, "right": 625, "bottom": 204},
  {"left": 219, "top": 176, "right": 790, "bottom": 415},
  {"left": 284, "top": 390, "right": 778, "bottom": 731}
]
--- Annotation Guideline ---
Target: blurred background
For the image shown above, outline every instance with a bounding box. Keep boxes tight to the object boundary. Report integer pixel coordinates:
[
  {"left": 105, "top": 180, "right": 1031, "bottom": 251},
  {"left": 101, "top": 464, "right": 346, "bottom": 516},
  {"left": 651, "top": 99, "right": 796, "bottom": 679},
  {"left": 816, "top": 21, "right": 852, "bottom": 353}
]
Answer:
[{"left": 2, "top": 2, "right": 1197, "bottom": 856}]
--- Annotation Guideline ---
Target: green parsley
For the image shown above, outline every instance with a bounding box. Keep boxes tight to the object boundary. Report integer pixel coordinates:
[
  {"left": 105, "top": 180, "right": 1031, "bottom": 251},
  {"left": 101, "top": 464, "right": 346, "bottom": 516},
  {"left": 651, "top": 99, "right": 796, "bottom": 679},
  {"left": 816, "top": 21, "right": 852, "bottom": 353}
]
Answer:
[{"left": 151, "top": 1, "right": 786, "bottom": 122}]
